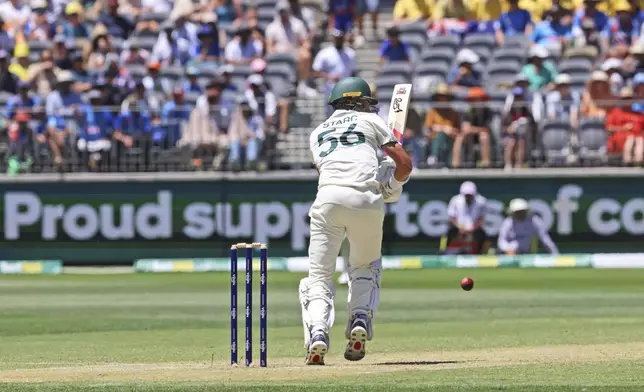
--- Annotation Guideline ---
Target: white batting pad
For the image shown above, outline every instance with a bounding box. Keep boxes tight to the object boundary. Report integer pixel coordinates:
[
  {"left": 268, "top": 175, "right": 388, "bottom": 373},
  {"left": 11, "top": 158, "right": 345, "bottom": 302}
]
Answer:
[
  {"left": 299, "top": 277, "right": 336, "bottom": 348},
  {"left": 345, "top": 258, "right": 382, "bottom": 340}
]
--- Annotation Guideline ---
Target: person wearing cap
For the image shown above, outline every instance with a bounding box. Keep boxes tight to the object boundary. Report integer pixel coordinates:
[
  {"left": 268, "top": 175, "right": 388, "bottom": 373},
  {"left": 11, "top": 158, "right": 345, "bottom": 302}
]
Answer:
[
  {"left": 495, "top": 0, "right": 534, "bottom": 47},
  {"left": 120, "top": 39, "right": 149, "bottom": 66},
  {"left": 6, "top": 107, "right": 36, "bottom": 175},
  {"left": 601, "top": 57, "right": 625, "bottom": 95},
  {"left": 227, "top": 98, "right": 266, "bottom": 171},
  {"left": 183, "top": 66, "right": 203, "bottom": 94},
  {"left": 182, "top": 79, "right": 230, "bottom": 171},
  {"left": 42, "top": 71, "right": 83, "bottom": 166},
  {"left": 8, "top": 43, "right": 30, "bottom": 82},
  {"left": 312, "top": 29, "right": 357, "bottom": 114},
  {"left": 24, "top": 0, "right": 50, "bottom": 41},
  {"left": 424, "top": 84, "right": 461, "bottom": 167},
  {"left": 442, "top": 181, "right": 489, "bottom": 255},
  {"left": 142, "top": 60, "right": 172, "bottom": 96},
  {"left": 502, "top": 86, "right": 534, "bottom": 170},
  {"left": 581, "top": 70, "right": 613, "bottom": 118},
  {"left": 605, "top": 86, "right": 644, "bottom": 165},
  {"left": 98, "top": 0, "right": 133, "bottom": 39},
  {"left": 448, "top": 49, "right": 482, "bottom": 89},
  {"left": 379, "top": 26, "right": 410, "bottom": 66},
  {"left": 243, "top": 73, "right": 277, "bottom": 127},
  {"left": 62, "top": 2, "right": 90, "bottom": 39},
  {"left": 70, "top": 51, "right": 91, "bottom": 91},
  {"left": 456, "top": 87, "right": 492, "bottom": 167},
  {"left": 0, "top": 50, "right": 19, "bottom": 94},
  {"left": 573, "top": 0, "right": 609, "bottom": 35},
  {"left": 160, "top": 86, "right": 191, "bottom": 148},
  {"left": 521, "top": 45, "right": 557, "bottom": 91},
  {"left": 567, "top": 17, "right": 600, "bottom": 59},
  {"left": 224, "top": 23, "right": 263, "bottom": 65},
  {"left": 76, "top": 89, "right": 113, "bottom": 170},
  {"left": 4, "top": 80, "right": 40, "bottom": 132},
  {"left": 498, "top": 199, "right": 558, "bottom": 255},
  {"left": 530, "top": 6, "right": 573, "bottom": 49},
  {"left": 546, "top": 73, "right": 580, "bottom": 127},
  {"left": 603, "top": 2, "right": 638, "bottom": 57},
  {"left": 52, "top": 35, "right": 74, "bottom": 70},
  {"left": 266, "top": 1, "right": 316, "bottom": 98}
]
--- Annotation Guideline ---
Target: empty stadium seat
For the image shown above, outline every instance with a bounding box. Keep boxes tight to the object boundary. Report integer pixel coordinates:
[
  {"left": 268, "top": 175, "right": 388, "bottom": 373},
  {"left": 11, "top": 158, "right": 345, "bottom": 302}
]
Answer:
[
  {"left": 541, "top": 120, "right": 572, "bottom": 165},
  {"left": 492, "top": 47, "right": 527, "bottom": 64},
  {"left": 419, "top": 47, "right": 454, "bottom": 66},
  {"left": 578, "top": 127, "right": 608, "bottom": 165},
  {"left": 558, "top": 58, "right": 592, "bottom": 74},
  {"left": 428, "top": 35, "right": 460, "bottom": 51},
  {"left": 380, "top": 61, "right": 413, "bottom": 79},
  {"left": 415, "top": 62, "right": 449, "bottom": 80}
]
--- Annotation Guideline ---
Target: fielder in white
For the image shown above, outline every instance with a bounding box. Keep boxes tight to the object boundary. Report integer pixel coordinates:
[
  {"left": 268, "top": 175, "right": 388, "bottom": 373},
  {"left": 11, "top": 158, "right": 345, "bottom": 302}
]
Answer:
[{"left": 299, "top": 77, "right": 413, "bottom": 365}]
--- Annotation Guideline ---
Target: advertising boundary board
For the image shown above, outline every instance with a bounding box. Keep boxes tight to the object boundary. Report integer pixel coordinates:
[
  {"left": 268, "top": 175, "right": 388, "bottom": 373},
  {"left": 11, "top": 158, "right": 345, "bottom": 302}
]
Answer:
[{"left": 1, "top": 170, "right": 643, "bottom": 264}]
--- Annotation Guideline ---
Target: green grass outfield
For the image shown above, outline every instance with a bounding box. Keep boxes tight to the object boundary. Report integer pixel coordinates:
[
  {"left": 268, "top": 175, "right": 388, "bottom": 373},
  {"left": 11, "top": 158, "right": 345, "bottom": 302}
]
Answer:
[{"left": 1, "top": 269, "right": 644, "bottom": 391}]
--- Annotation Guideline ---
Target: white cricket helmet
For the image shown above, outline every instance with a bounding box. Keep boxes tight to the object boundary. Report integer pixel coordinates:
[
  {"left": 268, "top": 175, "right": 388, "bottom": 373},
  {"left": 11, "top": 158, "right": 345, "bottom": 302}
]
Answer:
[{"left": 508, "top": 198, "right": 529, "bottom": 213}]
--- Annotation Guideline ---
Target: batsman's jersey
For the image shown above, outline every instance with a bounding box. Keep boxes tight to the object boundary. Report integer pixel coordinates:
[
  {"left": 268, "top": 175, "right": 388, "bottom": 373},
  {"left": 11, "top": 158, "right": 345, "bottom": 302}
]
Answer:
[{"left": 310, "top": 110, "right": 397, "bottom": 194}]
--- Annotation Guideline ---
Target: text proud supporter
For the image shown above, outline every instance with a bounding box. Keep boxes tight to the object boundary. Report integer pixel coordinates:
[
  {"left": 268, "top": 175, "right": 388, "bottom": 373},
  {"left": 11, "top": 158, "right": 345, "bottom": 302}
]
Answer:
[{"left": 3, "top": 184, "right": 644, "bottom": 250}]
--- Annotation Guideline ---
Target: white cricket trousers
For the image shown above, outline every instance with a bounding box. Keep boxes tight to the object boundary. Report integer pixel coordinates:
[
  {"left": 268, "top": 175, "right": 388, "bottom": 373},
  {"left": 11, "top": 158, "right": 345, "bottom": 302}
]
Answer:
[{"left": 306, "top": 185, "right": 384, "bottom": 332}]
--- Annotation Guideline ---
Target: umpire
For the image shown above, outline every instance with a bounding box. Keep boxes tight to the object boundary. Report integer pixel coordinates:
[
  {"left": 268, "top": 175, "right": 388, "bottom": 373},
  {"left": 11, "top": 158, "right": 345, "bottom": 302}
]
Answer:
[{"left": 441, "top": 181, "right": 489, "bottom": 254}]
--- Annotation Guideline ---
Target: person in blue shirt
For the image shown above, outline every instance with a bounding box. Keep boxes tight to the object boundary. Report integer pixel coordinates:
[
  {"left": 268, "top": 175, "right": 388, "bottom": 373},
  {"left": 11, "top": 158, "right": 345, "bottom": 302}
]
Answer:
[
  {"left": 632, "top": 73, "right": 644, "bottom": 114},
  {"left": 183, "top": 66, "right": 204, "bottom": 94},
  {"left": 196, "top": 24, "right": 221, "bottom": 64},
  {"left": 77, "top": 90, "right": 114, "bottom": 171},
  {"left": 573, "top": 0, "right": 608, "bottom": 34},
  {"left": 42, "top": 71, "right": 84, "bottom": 166},
  {"left": 530, "top": 6, "right": 573, "bottom": 49},
  {"left": 496, "top": 0, "right": 533, "bottom": 46},
  {"left": 328, "top": 0, "right": 356, "bottom": 33},
  {"left": 161, "top": 87, "right": 192, "bottom": 148},
  {"left": 602, "top": 2, "right": 640, "bottom": 56},
  {"left": 447, "top": 48, "right": 482, "bottom": 89},
  {"left": 229, "top": 101, "right": 265, "bottom": 171},
  {"left": 5, "top": 81, "right": 40, "bottom": 123},
  {"left": 379, "top": 26, "right": 409, "bottom": 66},
  {"left": 62, "top": 2, "right": 90, "bottom": 39}
]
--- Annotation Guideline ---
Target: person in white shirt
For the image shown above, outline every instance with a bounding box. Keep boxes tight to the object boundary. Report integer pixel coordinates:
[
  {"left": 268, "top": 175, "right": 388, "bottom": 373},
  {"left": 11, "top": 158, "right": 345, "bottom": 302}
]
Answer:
[
  {"left": 0, "top": 0, "right": 32, "bottom": 32},
  {"left": 299, "top": 77, "right": 412, "bottom": 366},
  {"left": 266, "top": 1, "right": 317, "bottom": 98},
  {"left": 312, "top": 29, "right": 357, "bottom": 116},
  {"left": 443, "top": 181, "right": 489, "bottom": 254},
  {"left": 224, "top": 23, "right": 263, "bottom": 65}
]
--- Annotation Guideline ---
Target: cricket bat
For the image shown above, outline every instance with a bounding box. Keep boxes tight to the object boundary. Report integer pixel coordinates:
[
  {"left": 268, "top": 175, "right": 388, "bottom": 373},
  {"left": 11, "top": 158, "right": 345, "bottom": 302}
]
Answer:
[{"left": 387, "top": 84, "right": 412, "bottom": 143}]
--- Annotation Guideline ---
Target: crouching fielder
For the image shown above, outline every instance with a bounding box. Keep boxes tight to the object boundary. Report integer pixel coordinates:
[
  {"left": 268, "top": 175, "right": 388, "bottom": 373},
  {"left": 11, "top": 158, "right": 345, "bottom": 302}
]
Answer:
[
  {"left": 299, "top": 77, "right": 412, "bottom": 365},
  {"left": 498, "top": 198, "right": 559, "bottom": 255}
]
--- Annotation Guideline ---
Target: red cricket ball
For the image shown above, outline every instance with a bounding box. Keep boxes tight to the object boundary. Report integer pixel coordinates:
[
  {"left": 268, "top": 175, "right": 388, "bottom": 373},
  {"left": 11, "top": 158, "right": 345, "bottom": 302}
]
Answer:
[{"left": 460, "top": 277, "right": 474, "bottom": 291}]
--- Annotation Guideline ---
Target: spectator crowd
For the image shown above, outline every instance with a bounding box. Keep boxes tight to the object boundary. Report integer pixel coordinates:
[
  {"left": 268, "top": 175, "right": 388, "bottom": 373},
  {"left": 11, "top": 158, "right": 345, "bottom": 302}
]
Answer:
[
  {"left": 1, "top": 0, "right": 643, "bottom": 175},
  {"left": 382, "top": 0, "right": 644, "bottom": 169}
]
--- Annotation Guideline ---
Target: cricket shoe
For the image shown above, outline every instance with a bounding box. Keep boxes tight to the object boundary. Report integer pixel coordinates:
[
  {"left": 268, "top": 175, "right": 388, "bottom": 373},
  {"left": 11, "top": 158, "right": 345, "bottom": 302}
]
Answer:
[
  {"left": 305, "top": 331, "right": 329, "bottom": 365},
  {"left": 344, "top": 315, "right": 368, "bottom": 361}
]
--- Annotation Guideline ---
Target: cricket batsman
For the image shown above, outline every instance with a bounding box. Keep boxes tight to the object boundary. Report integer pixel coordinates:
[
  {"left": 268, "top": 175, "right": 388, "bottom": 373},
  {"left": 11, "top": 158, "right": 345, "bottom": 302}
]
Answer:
[{"left": 299, "top": 77, "right": 412, "bottom": 365}]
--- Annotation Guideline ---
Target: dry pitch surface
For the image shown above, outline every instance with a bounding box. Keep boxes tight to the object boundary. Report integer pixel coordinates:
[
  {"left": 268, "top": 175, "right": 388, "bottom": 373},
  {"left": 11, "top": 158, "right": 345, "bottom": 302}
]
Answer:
[{"left": 1, "top": 269, "right": 643, "bottom": 391}]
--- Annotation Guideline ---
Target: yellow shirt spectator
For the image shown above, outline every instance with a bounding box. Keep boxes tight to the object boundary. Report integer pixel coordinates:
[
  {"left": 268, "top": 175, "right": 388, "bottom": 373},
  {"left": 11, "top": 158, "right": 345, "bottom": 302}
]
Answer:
[
  {"left": 9, "top": 43, "right": 30, "bottom": 81},
  {"left": 501, "top": 0, "right": 551, "bottom": 22},
  {"left": 393, "top": 0, "right": 434, "bottom": 22},
  {"left": 434, "top": 0, "right": 473, "bottom": 19},
  {"left": 469, "top": 0, "right": 504, "bottom": 20}
]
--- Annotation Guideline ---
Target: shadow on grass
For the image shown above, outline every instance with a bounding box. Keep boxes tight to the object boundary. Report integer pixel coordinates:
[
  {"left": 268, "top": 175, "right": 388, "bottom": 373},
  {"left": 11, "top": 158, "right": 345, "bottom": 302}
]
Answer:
[{"left": 375, "top": 360, "right": 461, "bottom": 366}]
